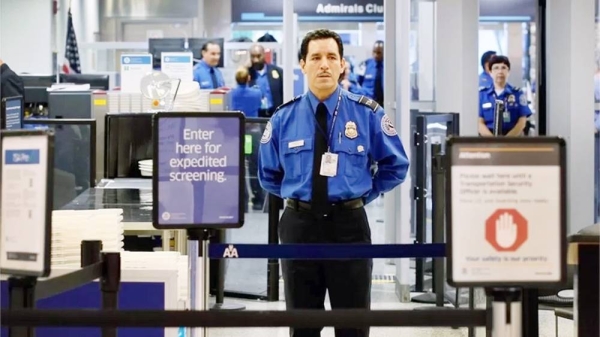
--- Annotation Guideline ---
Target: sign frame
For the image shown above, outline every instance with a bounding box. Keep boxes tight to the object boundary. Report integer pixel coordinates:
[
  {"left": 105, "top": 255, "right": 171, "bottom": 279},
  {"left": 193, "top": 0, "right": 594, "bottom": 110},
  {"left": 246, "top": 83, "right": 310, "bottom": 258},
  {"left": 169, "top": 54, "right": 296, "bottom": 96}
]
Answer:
[
  {"left": 1, "top": 96, "right": 24, "bottom": 130},
  {"left": 0, "top": 129, "right": 54, "bottom": 277},
  {"left": 152, "top": 111, "right": 246, "bottom": 230},
  {"left": 445, "top": 136, "right": 567, "bottom": 288}
]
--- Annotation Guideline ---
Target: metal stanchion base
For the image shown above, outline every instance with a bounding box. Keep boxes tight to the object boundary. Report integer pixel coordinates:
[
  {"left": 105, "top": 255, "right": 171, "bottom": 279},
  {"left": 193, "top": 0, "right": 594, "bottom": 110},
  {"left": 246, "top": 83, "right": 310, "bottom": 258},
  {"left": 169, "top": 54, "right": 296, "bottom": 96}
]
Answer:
[
  {"left": 210, "top": 303, "right": 246, "bottom": 311},
  {"left": 412, "top": 290, "right": 469, "bottom": 306}
]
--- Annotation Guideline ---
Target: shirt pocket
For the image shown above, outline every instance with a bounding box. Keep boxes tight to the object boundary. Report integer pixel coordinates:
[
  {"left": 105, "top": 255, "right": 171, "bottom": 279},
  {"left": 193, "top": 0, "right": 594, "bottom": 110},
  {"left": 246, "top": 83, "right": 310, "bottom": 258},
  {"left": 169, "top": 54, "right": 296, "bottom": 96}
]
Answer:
[
  {"left": 335, "top": 140, "right": 369, "bottom": 182},
  {"left": 281, "top": 138, "right": 313, "bottom": 179}
]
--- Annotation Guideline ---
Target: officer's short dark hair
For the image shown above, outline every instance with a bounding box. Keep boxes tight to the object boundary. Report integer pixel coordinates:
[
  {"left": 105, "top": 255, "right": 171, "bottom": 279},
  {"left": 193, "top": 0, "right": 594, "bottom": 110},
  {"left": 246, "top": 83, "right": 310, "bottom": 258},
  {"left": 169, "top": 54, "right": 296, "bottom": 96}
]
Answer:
[
  {"left": 374, "top": 40, "right": 384, "bottom": 47},
  {"left": 481, "top": 50, "right": 496, "bottom": 69},
  {"left": 488, "top": 55, "right": 511, "bottom": 70},
  {"left": 299, "top": 29, "right": 344, "bottom": 62},
  {"left": 201, "top": 40, "right": 220, "bottom": 52}
]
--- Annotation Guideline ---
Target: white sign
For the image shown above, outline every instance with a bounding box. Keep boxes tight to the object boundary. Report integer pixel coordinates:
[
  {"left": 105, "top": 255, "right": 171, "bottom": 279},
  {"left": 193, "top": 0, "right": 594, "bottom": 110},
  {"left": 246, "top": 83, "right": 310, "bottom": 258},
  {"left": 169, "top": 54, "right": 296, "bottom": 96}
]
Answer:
[
  {"left": 161, "top": 52, "right": 193, "bottom": 82},
  {"left": 120, "top": 53, "right": 153, "bottom": 93},
  {"left": 1, "top": 133, "right": 50, "bottom": 276},
  {"left": 450, "top": 146, "right": 562, "bottom": 284}
]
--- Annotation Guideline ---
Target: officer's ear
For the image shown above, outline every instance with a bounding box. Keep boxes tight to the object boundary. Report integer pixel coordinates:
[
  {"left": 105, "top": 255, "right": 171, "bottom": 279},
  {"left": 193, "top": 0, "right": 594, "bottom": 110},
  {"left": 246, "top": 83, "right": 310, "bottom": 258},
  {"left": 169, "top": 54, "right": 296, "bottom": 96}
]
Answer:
[
  {"left": 340, "top": 57, "right": 346, "bottom": 72},
  {"left": 300, "top": 59, "right": 306, "bottom": 74}
]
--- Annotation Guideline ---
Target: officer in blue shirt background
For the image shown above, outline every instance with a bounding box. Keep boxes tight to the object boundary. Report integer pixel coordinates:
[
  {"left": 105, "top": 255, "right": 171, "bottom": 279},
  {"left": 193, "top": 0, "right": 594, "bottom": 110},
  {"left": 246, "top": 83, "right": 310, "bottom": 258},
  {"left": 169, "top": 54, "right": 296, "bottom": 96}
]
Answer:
[
  {"left": 478, "top": 55, "right": 532, "bottom": 136},
  {"left": 258, "top": 29, "right": 409, "bottom": 337},
  {"left": 339, "top": 59, "right": 367, "bottom": 96},
  {"left": 356, "top": 40, "right": 384, "bottom": 106},
  {"left": 192, "top": 41, "right": 225, "bottom": 89},
  {"left": 231, "top": 66, "right": 264, "bottom": 211},
  {"left": 247, "top": 44, "right": 284, "bottom": 118},
  {"left": 479, "top": 50, "right": 496, "bottom": 88}
]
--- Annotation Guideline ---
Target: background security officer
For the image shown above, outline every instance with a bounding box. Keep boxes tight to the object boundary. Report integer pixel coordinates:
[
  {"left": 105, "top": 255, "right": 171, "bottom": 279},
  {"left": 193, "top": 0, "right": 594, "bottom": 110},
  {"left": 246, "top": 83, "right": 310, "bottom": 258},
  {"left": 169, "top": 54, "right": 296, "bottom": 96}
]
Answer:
[
  {"left": 247, "top": 44, "right": 284, "bottom": 117},
  {"left": 0, "top": 58, "right": 24, "bottom": 100},
  {"left": 478, "top": 55, "right": 532, "bottom": 136},
  {"left": 258, "top": 29, "right": 409, "bottom": 337},
  {"left": 356, "top": 40, "right": 384, "bottom": 106},
  {"left": 193, "top": 41, "right": 225, "bottom": 89},
  {"left": 231, "top": 66, "right": 264, "bottom": 211},
  {"left": 479, "top": 50, "right": 496, "bottom": 88}
]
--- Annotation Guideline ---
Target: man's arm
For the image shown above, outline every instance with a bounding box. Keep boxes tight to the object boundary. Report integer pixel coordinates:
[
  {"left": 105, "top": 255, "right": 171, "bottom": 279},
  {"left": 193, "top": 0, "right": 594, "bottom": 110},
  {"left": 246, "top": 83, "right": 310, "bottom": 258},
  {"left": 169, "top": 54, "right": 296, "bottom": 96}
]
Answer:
[
  {"left": 478, "top": 118, "right": 494, "bottom": 136},
  {"left": 258, "top": 114, "right": 283, "bottom": 197},
  {"left": 364, "top": 107, "right": 409, "bottom": 204},
  {"left": 0, "top": 64, "right": 24, "bottom": 98}
]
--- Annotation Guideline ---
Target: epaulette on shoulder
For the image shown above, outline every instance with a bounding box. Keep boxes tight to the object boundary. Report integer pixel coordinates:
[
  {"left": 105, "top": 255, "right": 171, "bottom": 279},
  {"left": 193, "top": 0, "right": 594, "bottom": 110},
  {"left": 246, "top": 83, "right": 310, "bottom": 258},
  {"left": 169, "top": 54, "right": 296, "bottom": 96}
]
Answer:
[
  {"left": 349, "top": 94, "right": 380, "bottom": 112},
  {"left": 512, "top": 86, "right": 521, "bottom": 91},
  {"left": 479, "top": 86, "right": 487, "bottom": 91},
  {"left": 275, "top": 95, "right": 301, "bottom": 112}
]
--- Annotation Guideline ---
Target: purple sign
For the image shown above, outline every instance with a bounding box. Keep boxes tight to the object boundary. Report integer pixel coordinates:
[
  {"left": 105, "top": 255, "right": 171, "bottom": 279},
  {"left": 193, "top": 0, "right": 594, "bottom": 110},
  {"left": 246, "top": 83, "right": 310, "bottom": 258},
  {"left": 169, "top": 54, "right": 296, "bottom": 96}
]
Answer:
[{"left": 153, "top": 112, "right": 244, "bottom": 229}]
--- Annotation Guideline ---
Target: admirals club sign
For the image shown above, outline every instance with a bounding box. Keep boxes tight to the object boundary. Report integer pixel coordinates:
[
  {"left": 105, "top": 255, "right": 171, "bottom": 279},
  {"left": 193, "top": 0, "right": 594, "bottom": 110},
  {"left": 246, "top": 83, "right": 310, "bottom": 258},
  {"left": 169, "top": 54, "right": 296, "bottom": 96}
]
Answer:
[
  {"left": 231, "top": 0, "right": 385, "bottom": 22},
  {"left": 315, "top": 2, "right": 384, "bottom": 15},
  {"left": 231, "top": 0, "right": 537, "bottom": 23}
]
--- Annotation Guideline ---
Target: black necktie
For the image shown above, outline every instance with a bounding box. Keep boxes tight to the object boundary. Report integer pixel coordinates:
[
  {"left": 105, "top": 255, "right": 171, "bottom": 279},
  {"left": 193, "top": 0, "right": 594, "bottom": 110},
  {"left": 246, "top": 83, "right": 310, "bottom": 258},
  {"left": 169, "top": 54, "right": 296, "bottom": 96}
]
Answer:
[
  {"left": 210, "top": 68, "right": 219, "bottom": 89},
  {"left": 311, "top": 103, "right": 329, "bottom": 213},
  {"left": 374, "top": 62, "right": 384, "bottom": 106}
]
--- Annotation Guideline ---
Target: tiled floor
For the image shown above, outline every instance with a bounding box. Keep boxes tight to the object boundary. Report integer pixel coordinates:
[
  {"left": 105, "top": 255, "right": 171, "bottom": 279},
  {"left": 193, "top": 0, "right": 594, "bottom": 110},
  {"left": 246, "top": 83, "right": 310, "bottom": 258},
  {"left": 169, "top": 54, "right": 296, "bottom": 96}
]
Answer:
[{"left": 214, "top": 198, "right": 574, "bottom": 337}]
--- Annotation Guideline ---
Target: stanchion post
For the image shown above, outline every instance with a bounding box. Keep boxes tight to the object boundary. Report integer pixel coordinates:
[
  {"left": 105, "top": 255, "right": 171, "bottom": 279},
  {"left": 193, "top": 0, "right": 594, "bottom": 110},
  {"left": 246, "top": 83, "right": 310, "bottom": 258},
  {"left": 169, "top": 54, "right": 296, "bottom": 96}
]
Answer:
[
  {"left": 431, "top": 143, "right": 445, "bottom": 307},
  {"left": 100, "top": 252, "right": 121, "bottom": 337},
  {"left": 267, "top": 193, "right": 281, "bottom": 302},
  {"left": 187, "top": 229, "right": 205, "bottom": 337},
  {"left": 488, "top": 288, "right": 522, "bottom": 337},
  {"left": 8, "top": 276, "right": 37, "bottom": 337}
]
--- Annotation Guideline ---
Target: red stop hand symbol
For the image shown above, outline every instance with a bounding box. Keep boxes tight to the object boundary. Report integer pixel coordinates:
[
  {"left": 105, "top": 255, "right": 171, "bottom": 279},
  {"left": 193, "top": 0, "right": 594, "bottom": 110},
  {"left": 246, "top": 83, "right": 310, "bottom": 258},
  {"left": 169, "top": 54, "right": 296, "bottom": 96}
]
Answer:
[{"left": 485, "top": 209, "right": 528, "bottom": 252}]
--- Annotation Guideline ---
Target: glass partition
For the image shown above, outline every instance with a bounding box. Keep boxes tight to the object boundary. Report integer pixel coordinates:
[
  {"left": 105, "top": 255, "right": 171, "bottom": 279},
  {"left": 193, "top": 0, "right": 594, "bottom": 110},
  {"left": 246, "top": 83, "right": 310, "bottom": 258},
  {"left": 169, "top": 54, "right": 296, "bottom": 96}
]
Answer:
[
  {"left": 105, "top": 113, "right": 154, "bottom": 179},
  {"left": 224, "top": 117, "right": 271, "bottom": 299},
  {"left": 22, "top": 119, "right": 96, "bottom": 210}
]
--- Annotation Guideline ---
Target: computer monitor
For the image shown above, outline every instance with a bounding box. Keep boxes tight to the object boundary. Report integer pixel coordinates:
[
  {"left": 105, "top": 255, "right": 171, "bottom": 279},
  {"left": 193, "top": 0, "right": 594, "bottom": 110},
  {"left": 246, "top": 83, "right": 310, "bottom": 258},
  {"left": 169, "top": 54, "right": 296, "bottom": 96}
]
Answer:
[
  {"left": 148, "top": 38, "right": 186, "bottom": 69},
  {"left": 60, "top": 74, "right": 110, "bottom": 90},
  {"left": 188, "top": 38, "right": 225, "bottom": 68},
  {"left": 21, "top": 75, "right": 56, "bottom": 104},
  {"left": 1, "top": 96, "right": 24, "bottom": 130}
]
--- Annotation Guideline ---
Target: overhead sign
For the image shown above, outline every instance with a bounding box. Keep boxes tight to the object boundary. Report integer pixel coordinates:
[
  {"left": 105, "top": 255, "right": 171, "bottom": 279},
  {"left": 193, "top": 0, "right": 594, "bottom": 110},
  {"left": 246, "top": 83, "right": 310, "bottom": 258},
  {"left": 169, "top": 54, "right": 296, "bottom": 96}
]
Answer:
[
  {"left": 446, "top": 137, "right": 566, "bottom": 288},
  {"left": 231, "top": 0, "right": 536, "bottom": 23},
  {"left": 0, "top": 130, "right": 54, "bottom": 277},
  {"left": 152, "top": 112, "right": 245, "bottom": 229},
  {"left": 161, "top": 52, "right": 193, "bottom": 82},
  {"left": 120, "top": 53, "right": 153, "bottom": 93}
]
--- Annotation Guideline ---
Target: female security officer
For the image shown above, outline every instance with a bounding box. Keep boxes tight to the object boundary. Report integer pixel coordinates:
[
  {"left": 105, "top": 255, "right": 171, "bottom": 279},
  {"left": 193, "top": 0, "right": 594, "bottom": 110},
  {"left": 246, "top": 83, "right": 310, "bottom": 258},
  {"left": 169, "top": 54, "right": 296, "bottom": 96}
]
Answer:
[{"left": 478, "top": 55, "right": 532, "bottom": 136}]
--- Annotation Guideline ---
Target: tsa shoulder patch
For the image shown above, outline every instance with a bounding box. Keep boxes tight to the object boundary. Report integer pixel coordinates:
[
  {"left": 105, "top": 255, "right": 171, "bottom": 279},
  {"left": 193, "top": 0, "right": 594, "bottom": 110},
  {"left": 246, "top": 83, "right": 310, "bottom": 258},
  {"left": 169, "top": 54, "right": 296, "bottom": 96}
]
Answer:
[
  {"left": 356, "top": 95, "right": 380, "bottom": 112},
  {"left": 261, "top": 121, "right": 273, "bottom": 144},
  {"left": 519, "top": 92, "right": 528, "bottom": 106},
  {"left": 381, "top": 114, "right": 397, "bottom": 137}
]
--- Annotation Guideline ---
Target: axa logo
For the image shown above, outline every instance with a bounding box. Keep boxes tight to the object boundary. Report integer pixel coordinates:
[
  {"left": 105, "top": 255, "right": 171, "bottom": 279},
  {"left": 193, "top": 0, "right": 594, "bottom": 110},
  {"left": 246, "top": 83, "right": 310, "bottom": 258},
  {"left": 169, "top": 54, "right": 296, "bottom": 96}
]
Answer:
[{"left": 223, "top": 245, "right": 239, "bottom": 258}]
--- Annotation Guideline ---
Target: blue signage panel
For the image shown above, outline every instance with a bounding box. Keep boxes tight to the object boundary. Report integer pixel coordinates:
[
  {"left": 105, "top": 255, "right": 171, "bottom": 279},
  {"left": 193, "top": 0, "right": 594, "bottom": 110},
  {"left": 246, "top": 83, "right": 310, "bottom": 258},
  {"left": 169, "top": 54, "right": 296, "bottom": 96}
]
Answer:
[
  {"left": 152, "top": 112, "right": 245, "bottom": 229},
  {"left": 4, "top": 97, "right": 23, "bottom": 130},
  {"left": 231, "top": 0, "right": 536, "bottom": 23}
]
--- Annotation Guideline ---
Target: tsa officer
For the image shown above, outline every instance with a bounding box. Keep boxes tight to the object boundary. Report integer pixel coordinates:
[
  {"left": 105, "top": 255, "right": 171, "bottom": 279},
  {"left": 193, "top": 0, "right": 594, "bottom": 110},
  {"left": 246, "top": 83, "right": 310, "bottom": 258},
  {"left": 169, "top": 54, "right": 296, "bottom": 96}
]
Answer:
[
  {"left": 340, "top": 59, "right": 367, "bottom": 96},
  {"left": 479, "top": 50, "right": 496, "bottom": 88},
  {"left": 0, "top": 58, "right": 24, "bottom": 100},
  {"left": 231, "top": 66, "right": 264, "bottom": 210},
  {"left": 192, "top": 41, "right": 225, "bottom": 89},
  {"left": 356, "top": 40, "right": 384, "bottom": 106},
  {"left": 258, "top": 29, "right": 409, "bottom": 337},
  {"left": 478, "top": 55, "right": 532, "bottom": 136},
  {"left": 247, "top": 44, "right": 284, "bottom": 117}
]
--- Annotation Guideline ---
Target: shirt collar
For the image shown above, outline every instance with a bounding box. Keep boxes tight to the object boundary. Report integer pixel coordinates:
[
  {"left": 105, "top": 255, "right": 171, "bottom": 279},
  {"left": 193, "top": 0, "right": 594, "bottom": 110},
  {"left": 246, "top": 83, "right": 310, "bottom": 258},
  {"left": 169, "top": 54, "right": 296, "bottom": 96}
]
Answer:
[{"left": 306, "top": 86, "right": 341, "bottom": 116}]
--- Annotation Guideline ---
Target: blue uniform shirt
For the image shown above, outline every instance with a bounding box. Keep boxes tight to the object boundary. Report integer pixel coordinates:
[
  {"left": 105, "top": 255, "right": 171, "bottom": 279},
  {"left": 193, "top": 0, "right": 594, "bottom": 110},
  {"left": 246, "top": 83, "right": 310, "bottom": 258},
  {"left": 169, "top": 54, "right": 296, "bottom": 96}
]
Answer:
[
  {"left": 356, "top": 58, "right": 383, "bottom": 100},
  {"left": 479, "top": 72, "right": 493, "bottom": 88},
  {"left": 193, "top": 60, "right": 225, "bottom": 89},
  {"left": 344, "top": 72, "right": 368, "bottom": 96},
  {"left": 479, "top": 85, "right": 532, "bottom": 134},
  {"left": 231, "top": 84, "right": 262, "bottom": 118},
  {"left": 254, "top": 69, "right": 274, "bottom": 109},
  {"left": 258, "top": 87, "right": 409, "bottom": 205}
]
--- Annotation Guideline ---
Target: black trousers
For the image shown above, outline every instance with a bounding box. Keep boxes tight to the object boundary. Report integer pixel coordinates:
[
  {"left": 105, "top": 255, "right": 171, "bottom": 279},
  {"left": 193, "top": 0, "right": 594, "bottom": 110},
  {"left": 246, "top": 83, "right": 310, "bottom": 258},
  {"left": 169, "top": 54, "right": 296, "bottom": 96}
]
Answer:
[{"left": 279, "top": 206, "right": 373, "bottom": 337}]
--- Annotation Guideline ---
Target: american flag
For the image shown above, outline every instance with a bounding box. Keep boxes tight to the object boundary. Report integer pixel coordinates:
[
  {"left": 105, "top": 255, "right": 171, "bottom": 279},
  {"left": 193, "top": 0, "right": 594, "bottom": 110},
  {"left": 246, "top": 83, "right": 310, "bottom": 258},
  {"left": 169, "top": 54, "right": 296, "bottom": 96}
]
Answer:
[{"left": 62, "top": 8, "right": 81, "bottom": 74}]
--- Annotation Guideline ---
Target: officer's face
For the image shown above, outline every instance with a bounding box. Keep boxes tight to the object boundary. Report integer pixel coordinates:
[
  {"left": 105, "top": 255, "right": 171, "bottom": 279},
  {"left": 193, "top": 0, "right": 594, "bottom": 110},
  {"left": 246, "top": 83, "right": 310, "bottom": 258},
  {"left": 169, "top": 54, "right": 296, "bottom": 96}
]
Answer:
[
  {"left": 491, "top": 63, "right": 510, "bottom": 85},
  {"left": 372, "top": 45, "right": 383, "bottom": 62},
  {"left": 250, "top": 48, "right": 265, "bottom": 70},
  {"left": 301, "top": 38, "right": 345, "bottom": 94},
  {"left": 202, "top": 44, "right": 221, "bottom": 67}
]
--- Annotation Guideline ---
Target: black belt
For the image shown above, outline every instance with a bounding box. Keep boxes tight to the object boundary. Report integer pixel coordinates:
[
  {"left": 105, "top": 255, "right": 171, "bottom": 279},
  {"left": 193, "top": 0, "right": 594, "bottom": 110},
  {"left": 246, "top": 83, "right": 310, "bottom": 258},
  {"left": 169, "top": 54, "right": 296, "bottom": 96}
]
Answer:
[{"left": 286, "top": 198, "right": 364, "bottom": 212}]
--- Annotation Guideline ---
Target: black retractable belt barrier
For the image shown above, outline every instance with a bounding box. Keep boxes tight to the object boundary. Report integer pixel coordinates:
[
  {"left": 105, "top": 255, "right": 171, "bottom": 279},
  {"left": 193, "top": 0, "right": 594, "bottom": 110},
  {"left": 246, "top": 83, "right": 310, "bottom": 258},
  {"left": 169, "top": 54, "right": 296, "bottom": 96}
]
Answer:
[
  {"left": 267, "top": 194, "right": 281, "bottom": 301},
  {"left": 7, "top": 240, "right": 121, "bottom": 337},
  {"left": 1, "top": 308, "right": 488, "bottom": 329}
]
